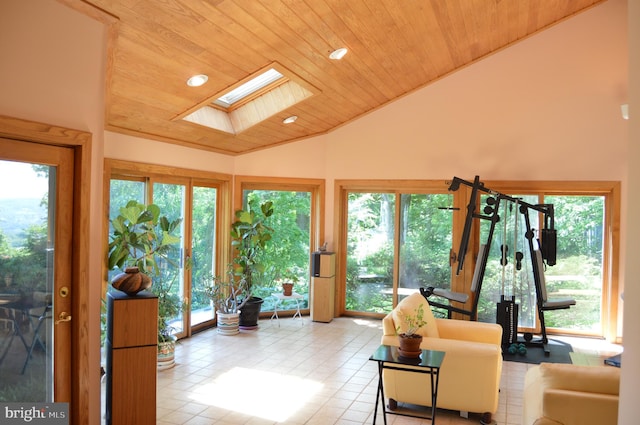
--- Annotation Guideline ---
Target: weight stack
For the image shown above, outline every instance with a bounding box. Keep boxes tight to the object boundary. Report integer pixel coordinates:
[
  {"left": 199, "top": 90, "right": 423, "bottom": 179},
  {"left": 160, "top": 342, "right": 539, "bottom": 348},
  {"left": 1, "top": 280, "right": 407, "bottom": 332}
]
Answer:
[{"left": 496, "top": 295, "right": 519, "bottom": 345}]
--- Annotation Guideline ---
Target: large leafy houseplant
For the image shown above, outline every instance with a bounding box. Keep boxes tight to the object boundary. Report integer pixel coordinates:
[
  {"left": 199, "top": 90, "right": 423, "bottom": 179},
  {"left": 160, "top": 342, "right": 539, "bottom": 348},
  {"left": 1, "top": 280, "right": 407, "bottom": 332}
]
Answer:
[
  {"left": 230, "top": 201, "right": 275, "bottom": 298},
  {"left": 108, "top": 200, "right": 182, "bottom": 278},
  {"left": 229, "top": 201, "right": 274, "bottom": 327},
  {"left": 108, "top": 200, "right": 184, "bottom": 349}
]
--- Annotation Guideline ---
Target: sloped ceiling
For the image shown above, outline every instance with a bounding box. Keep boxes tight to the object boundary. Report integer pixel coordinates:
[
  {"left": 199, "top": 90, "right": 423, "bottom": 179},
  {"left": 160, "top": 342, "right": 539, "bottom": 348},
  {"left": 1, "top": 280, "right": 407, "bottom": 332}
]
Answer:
[{"left": 75, "top": 0, "right": 605, "bottom": 155}]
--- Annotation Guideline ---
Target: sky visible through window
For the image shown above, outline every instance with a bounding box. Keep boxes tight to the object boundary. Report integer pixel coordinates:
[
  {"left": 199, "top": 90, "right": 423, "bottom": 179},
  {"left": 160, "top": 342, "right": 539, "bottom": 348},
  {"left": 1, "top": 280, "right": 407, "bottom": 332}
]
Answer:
[{"left": 0, "top": 160, "right": 48, "bottom": 199}]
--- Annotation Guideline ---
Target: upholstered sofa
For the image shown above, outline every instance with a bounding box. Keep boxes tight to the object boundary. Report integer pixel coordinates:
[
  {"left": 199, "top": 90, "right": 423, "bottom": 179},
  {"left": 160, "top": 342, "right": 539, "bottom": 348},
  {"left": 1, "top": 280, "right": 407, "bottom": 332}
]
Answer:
[
  {"left": 381, "top": 292, "right": 503, "bottom": 423},
  {"left": 523, "top": 362, "right": 620, "bottom": 425}
]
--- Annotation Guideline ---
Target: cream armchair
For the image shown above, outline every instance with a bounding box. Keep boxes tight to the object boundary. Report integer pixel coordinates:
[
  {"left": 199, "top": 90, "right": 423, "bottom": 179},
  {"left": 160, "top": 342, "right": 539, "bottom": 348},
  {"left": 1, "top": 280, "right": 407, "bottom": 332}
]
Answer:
[
  {"left": 381, "top": 292, "right": 503, "bottom": 424},
  {"left": 523, "top": 362, "right": 620, "bottom": 425}
]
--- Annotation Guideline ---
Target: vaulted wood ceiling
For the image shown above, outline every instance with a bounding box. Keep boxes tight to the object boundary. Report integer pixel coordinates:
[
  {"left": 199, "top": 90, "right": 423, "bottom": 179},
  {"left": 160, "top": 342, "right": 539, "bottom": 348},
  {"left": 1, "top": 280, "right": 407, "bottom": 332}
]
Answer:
[{"left": 79, "top": 0, "right": 604, "bottom": 155}]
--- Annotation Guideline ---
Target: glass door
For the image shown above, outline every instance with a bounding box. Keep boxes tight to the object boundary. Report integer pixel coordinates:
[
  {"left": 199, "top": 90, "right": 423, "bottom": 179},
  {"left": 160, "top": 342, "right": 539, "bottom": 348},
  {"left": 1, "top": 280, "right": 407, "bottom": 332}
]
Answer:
[
  {"left": 152, "top": 182, "right": 187, "bottom": 337},
  {"left": 398, "top": 193, "right": 453, "bottom": 302},
  {"left": 0, "top": 140, "right": 73, "bottom": 402},
  {"left": 344, "top": 190, "right": 453, "bottom": 314},
  {"left": 189, "top": 186, "right": 217, "bottom": 328},
  {"left": 346, "top": 192, "right": 396, "bottom": 313}
]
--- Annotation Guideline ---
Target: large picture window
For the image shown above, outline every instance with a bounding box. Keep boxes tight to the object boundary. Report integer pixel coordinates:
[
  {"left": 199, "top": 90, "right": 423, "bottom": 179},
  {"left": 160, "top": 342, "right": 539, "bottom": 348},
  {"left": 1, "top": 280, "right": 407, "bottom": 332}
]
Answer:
[{"left": 336, "top": 179, "right": 620, "bottom": 340}]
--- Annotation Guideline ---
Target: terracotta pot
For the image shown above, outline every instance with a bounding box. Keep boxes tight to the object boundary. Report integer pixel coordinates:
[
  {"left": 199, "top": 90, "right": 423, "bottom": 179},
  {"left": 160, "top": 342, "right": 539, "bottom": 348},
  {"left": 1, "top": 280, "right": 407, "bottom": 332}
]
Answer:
[
  {"left": 282, "top": 283, "right": 294, "bottom": 296},
  {"left": 398, "top": 334, "right": 423, "bottom": 358},
  {"left": 111, "top": 266, "right": 151, "bottom": 296}
]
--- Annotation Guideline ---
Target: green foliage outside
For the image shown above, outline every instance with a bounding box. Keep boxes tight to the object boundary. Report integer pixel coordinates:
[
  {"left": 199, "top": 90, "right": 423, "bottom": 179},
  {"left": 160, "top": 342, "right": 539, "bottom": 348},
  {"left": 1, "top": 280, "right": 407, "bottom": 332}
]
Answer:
[
  {"left": 240, "top": 190, "right": 312, "bottom": 311},
  {"left": 345, "top": 191, "right": 605, "bottom": 333},
  {"left": 346, "top": 193, "right": 452, "bottom": 313}
]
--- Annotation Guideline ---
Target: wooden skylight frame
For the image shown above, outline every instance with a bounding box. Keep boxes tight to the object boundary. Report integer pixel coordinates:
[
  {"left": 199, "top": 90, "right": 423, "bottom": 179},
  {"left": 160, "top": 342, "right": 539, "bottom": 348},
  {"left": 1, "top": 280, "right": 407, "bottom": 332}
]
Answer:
[{"left": 177, "top": 63, "right": 318, "bottom": 135}]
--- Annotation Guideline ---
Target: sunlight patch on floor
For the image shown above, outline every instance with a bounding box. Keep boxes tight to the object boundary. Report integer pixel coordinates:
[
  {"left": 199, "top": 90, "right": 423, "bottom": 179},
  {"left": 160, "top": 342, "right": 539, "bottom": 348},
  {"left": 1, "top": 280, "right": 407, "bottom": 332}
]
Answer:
[
  {"left": 353, "top": 318, "right": 382, "bottom": 329},
  {"left": 189, "top": 366, "right": 324, "bottom": 422}
]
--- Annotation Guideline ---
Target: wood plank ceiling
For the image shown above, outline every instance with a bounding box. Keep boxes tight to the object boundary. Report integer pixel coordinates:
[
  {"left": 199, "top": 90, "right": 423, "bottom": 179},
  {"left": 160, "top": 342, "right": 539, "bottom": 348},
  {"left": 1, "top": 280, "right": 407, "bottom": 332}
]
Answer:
[{"left": 82, "top": 0, "right": 605, "bottom": 155}]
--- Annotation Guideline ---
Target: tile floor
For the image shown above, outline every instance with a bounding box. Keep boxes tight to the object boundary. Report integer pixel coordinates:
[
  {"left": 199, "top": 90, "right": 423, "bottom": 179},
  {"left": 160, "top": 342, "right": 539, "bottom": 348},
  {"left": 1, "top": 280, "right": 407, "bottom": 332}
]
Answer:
[{"left": 113, "top": 316, "right": 623, "bottom": 425}]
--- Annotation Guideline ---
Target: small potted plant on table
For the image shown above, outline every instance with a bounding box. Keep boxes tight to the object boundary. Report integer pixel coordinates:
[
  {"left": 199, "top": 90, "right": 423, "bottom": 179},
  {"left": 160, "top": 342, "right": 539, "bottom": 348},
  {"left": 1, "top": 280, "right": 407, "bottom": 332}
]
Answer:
[
  {"left": 279, "top": 268, "right": 300, "bottom": 296},
  {"left": 395, "top": 303, "right": 428, "bottom": 358}
]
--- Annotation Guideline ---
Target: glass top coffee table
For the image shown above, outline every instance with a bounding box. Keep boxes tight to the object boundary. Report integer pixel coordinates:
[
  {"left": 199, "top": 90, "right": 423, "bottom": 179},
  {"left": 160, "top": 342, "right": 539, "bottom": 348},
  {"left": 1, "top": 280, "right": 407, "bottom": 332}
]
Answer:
[{"left": 369, "top": 344, "right": 445, "bottom": 425}]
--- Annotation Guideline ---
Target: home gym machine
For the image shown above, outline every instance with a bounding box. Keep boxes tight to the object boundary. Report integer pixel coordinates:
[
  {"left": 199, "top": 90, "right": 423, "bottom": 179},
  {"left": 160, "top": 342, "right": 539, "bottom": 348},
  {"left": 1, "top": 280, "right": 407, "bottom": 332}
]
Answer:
[{"left": 422, "top": 176, "right": 575, "bottom": 355}]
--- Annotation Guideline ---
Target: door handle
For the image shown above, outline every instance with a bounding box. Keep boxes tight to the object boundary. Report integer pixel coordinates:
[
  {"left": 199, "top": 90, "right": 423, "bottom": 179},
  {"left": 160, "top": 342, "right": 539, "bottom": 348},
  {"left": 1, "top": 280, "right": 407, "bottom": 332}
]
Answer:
[{"left": 55, "top": 312, "right": 72, "bottom": 325}]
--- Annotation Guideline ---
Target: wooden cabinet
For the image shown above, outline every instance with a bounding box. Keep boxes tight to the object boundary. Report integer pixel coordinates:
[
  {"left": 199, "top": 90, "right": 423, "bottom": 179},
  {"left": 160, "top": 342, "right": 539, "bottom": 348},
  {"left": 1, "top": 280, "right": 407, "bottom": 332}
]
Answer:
[
  {"left": 106, "top": 291, "right": 158, "bottom": 425},
  {"left": 311, "top": 252, "right": 336, "bottom": 323},
  {"left": 311, "top": 276, "right": 335, "bottom": 322}
]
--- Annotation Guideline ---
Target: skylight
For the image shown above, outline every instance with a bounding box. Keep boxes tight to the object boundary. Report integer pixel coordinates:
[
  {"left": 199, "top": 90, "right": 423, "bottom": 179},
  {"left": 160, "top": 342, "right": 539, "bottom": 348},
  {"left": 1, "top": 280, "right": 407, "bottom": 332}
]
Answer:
[{"left": 214, "top": 68, "right": 284, "bottom": 108}]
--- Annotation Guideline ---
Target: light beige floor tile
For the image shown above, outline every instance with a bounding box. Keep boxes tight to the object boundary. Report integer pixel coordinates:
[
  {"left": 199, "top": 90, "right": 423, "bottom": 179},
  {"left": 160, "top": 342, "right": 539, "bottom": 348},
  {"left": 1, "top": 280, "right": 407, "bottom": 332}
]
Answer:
[{"left": 103, "top": 316, "right": 622, "bottom": 424}]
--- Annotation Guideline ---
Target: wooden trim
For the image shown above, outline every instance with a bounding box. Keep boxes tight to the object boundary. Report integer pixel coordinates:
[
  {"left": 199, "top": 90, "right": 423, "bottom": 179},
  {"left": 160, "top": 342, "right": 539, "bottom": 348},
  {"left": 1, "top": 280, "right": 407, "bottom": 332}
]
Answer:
[
  {"left": 0, "top": 115, "right": 90, "bottom": 146},
  {"left": 56, "top": 0, "right": 119, "bottom": 25},
  {"left": 233, "top": 175, "right": 326, "bottom": 250},
  {"left": 0, "top": 114, "right": 93, "bottom": 425}
]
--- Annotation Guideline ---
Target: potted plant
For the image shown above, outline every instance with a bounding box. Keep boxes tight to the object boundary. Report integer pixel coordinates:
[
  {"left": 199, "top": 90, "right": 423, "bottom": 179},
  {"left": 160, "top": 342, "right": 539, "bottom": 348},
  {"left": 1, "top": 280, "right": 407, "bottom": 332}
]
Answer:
[
  {"left": 201, "top": 266, "right": 250, "bottom": 335},
  {"left": 107, "top": 200, "right": 183, "bottom": 368},
  {"left": 151, "top": 276, "right": 187, "bottom": 369},
  {"left": 278, "top": 268, "right": 300, "bottom": 296},
  {"left": 395, "top": 303, "right": 428, "bottom": 358},
  {"left": 108, "top": 200, "right": 182, "bottom": 295},
  {"left": 230, "top": 200, "right": 275, "bottom": 329}
]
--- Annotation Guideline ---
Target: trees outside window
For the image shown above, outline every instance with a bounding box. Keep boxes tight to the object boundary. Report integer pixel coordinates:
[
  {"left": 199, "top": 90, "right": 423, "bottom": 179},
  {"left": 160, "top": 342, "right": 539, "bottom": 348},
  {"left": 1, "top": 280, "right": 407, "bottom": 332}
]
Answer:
[
  {"left": 240, "top": 189, "right": 312, "bottom": 312},
  {"left": 345, "top": 190, "right": 452, "bottom": 314},
  {"left": 338, "top": 180, "right": 619, "bottom": 340}
]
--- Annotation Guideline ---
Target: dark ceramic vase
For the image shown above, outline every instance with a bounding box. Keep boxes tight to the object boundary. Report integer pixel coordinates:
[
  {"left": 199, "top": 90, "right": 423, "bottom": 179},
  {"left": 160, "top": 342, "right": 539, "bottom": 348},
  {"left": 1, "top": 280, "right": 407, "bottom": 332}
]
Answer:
[{"left": 111, "top": 266, "right": 151, "bottom": 296}]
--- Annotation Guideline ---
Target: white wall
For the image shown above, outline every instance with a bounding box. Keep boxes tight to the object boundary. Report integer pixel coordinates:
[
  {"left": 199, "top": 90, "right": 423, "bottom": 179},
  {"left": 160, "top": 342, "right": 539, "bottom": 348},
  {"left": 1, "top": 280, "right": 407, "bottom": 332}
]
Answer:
[
  {"left": 238, "top": 0, "right": 628, "bottom": 254},
  {"left": 104, "top": 131, "right": 235, "bottom": 175},
  {"left": 619, "top": 0, "right": 639, "bottom": 422},
  {"left": 0, "top": 0, "right": 107, "bottom": 421}
]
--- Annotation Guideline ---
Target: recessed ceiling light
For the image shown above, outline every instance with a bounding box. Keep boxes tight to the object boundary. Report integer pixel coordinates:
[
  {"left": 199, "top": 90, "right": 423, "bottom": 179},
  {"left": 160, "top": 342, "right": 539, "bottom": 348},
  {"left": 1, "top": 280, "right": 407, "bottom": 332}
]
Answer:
[
  {"left": 283, "top": 115, "right": 298, "bottom": 124},
  {"left": 329, "top": 48, "right": 348, "bottom": 60},
  {"left": 187, "top": 74, "right": 208, "bottom": 87}
]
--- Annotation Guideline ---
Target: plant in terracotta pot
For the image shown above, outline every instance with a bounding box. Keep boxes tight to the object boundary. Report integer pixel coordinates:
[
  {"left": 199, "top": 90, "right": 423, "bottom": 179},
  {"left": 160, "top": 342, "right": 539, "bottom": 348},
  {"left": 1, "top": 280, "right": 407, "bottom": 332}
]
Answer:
[
  {"left": 201, "top": 265, "right": 250, "bottom": 335},
  {"left": 108, "top": 200, "right": 182, "bottom": 295},
  {"left": 278, "top": 268, "right": 300, "bottom": 296},
  {"left": 395, "top": 302, "right": 428, "bottom": 358},
  {"left": 230, "top": 200, "right": 274, "bottom": 329}
]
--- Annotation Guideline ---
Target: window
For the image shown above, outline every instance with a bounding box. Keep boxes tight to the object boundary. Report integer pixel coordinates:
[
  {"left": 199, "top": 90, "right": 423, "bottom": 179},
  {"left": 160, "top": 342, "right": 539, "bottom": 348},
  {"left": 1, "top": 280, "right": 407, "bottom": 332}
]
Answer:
[
  {"left": 104, "top": 160, "right": 231, "bottom": 337},
  {"left": 213, "top": 68, "right": 284, "bottom": 109},
  {"left": 476, "top": 184, "right": 617, "bottom": 338},
  {"left": 181, "top": 63, "right": 316, "bottom": 134},
  {"left": 234, "top": 176, "right": 324, "bottom": 315},
  {"left": 336, "top": 179, "right": 621, "bottom": 340},
  {"left": 340, "top": 182, "right": 452, "bottom": 315}
]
